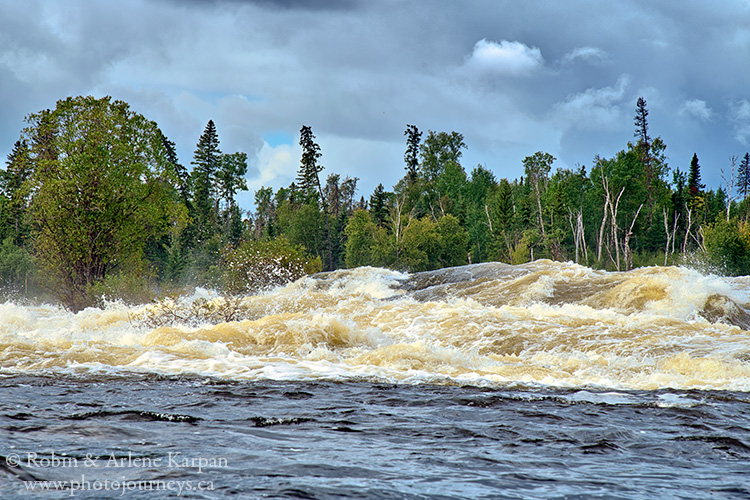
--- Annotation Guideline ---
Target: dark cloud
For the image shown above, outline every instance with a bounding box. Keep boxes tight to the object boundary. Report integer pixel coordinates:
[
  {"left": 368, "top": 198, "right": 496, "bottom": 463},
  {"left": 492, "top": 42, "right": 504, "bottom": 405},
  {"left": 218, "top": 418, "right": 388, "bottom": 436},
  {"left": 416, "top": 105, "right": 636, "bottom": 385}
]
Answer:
[{"left": 2, "top": 0, "right": 750, "bottom": 204}]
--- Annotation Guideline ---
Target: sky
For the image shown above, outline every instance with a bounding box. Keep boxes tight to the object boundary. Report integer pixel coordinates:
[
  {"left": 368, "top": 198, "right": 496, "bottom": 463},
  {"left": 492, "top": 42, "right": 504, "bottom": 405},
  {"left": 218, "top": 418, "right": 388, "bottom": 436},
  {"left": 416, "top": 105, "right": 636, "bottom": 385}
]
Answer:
[{"left": 2, "top": 0, "right": 750, "bottom": 211}]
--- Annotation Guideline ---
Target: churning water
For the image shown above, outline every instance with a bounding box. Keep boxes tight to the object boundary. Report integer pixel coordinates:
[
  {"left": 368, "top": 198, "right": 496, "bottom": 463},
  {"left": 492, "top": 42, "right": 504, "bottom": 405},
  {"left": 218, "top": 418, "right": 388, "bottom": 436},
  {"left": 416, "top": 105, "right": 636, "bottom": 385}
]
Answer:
[{"left": 1, "top": 261, "right": 749, "bottom": 498}]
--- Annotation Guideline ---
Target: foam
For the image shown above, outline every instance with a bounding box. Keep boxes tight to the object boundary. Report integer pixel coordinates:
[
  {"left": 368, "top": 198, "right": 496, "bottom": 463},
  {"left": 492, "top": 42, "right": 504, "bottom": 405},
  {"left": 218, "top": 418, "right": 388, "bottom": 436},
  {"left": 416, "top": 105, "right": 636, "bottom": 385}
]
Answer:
[{"left": 1, "top": 262, "right": 749, "bottom": 391}]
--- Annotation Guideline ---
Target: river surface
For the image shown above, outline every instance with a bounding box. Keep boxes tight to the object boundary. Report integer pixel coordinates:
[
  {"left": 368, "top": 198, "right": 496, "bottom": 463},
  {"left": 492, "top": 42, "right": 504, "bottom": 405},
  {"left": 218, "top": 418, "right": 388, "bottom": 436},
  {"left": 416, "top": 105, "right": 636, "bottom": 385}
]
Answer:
[{"left": 1, "top": 260, "right": 749, "bottom": 498}]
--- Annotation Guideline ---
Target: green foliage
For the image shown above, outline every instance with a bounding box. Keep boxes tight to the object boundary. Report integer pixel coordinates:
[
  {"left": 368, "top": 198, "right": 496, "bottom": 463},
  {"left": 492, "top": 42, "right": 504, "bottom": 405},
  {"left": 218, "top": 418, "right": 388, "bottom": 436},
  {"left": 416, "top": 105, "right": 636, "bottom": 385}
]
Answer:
[
  {"left": 297, "top": 125, "right": 324, "bottom": 196},
  {"left": 190, "top": 120, "right": 222, "bottom": 242},
  {"left": 701, "top": 219, "right": 750, "bottom": 276},
  {"left": 283, "top": 202, "right": 326, "bottom": 261},
  {"left": 419, "top": 131, "right": 466, "bottom": 182},
  {"left": 634, "top": 97, "right": 650, "bottom": 144},
  {"left": 217, "top": 152, "right": 248, "bottom": 212},
  {"left": 688, "top": 153, "right": 705, "bottom": 198},
  {"left": 436, "top": 214, "right": 468, "bottom": 268},
  {"left": 23, "top": 96, "right": 180, "bottom": 311},
  {"left": 738, "top": 152, "right": 750, "bottom": 200},
  {"left": 369, "top": 183, "right": 390, "bottom": 227},
  {"left": 404, "top": 124, "right": 422, "bottom": 181},
  {"left": 416, "top": 130, "right": 468, "bottom": 219},
  {"left": 0, "top": 236, "right": 34, "bottom": 297},
  {"left": 219, "top": 237, "right": 322, "bottom": 295},
  {"left": 345, "top": 209, "right": 379, "bottom": 268},
  {"left": 6, "top": 95, "right": 750, "bottom": 310},
  {"left": 435, "top": 160, "right": 467, "bottom": 219},
  {"left": 183, "top": 121, "right": 250, "bottom": 281},
  {"left": 0, "top": 139, "right": 33, "bottom": 245},
  {"left": 523, "top": 151, "right": 556, "bottom": 254},
  {"left": 295, "top": 125, "right": 334, "bottom": 270},
  {"left": 398, "top": 217, "right": 441, "bottom": 271}
]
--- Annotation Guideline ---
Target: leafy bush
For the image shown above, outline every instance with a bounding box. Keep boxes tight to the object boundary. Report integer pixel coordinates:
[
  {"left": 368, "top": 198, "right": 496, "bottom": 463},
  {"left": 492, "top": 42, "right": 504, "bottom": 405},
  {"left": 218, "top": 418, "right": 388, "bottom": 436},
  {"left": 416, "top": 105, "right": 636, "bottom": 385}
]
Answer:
[{"left": 701, "top": 219, "right": 750, "bottom": 276}]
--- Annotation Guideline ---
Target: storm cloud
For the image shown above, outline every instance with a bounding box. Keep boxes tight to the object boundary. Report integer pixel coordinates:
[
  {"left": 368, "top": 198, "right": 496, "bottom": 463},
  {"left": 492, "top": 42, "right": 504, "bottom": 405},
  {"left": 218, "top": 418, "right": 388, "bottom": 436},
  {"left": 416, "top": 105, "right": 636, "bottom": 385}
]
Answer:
[{"left": 1, "top": 0, "right": 749, "bottom": 208}]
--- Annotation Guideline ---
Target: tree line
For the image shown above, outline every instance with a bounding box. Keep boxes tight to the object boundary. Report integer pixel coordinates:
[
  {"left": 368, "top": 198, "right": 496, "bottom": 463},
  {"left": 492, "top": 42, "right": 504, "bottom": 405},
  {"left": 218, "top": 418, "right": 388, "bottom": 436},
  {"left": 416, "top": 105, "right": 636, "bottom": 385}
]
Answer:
[{"left": 1, "top": 95, "right": 749, "bottom": 310}]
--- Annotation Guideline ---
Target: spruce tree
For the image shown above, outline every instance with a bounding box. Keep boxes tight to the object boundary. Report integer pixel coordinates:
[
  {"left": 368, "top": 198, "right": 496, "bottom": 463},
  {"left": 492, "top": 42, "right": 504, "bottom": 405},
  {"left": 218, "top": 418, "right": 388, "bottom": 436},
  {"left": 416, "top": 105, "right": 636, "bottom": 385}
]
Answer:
[
  {"left": 161, "top": 131, "right": 190, "bottom": 203},
  {"left": 737, "top": 152, "right": 750, "bottom": 199},
  {"left": 190, "top": 120, "right": 222, "bottom": 242},
  {"left": 404, "top": 124, "right": 422, "bottom": 182},
  {"left": 686, "top": 153, "right": 706, "bottom": 218},
  {"left": 688, "top": 153, "right": 704, "bottom": 197},
  {"left": 1, "top": 140, "right": 33, "bottom": 244},
  {"left": 369, "top": 183, "right": 390, "bottom": 227},
  {"left": 634, "top": 97, "right": 650, "bottom": 146},
  {"left": 297, "top": 125, "right": 324, "bottom": 198},
  {"left": 297, "top": 125, "right": 333, "bottom": 270},
  {"left": 633, "top": 97, "right": 657, "bottom": 219}
]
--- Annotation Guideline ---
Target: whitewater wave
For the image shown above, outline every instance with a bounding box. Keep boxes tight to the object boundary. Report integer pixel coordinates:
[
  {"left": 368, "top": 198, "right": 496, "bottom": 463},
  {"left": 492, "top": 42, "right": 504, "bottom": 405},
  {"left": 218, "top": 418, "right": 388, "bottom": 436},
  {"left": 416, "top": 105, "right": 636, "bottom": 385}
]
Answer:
[{"left": 1, "top": 261, "right": 749, "bottom": 391}]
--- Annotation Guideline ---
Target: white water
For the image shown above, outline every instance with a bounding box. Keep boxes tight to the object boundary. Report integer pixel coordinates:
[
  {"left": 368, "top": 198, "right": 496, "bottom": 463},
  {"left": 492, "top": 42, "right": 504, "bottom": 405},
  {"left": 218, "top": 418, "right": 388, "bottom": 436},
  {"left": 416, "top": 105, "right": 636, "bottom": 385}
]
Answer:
[{"left": 2, "top": 261, "right": 749, "bottom": 391}]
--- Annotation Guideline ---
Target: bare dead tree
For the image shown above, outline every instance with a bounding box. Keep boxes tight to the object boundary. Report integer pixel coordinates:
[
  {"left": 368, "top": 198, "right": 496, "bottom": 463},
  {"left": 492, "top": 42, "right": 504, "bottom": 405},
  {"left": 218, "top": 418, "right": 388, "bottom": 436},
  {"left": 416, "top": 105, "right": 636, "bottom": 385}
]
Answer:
[
  {"left": 390, "top": 191, "right": 409, "bottom": 258},
  {"left": 568, "top": 208, "right": 587, "bottom": 264},
  {"left": 682, "top": 206, "right": 693, "bottom": 255},
  {"left": 608, "top": 186, "right": 625, "bottom": 270},
  {"left": 622, "top": 203, "right": 643, "bottom": 270},
  {"left": 484, "top": 204, "right": 493, "bottom": 234},
  {"left": 578, "top": 211, "right": 588, "bottom": 263},
  {"left": 597, "top": 169, "right": 611, "bottom": 263},
  {"left": 721, "top": 155, "right": 738, "bottom": 222},
  {"left": 663, "top": 208, "right": 680, "bottom": 265}
]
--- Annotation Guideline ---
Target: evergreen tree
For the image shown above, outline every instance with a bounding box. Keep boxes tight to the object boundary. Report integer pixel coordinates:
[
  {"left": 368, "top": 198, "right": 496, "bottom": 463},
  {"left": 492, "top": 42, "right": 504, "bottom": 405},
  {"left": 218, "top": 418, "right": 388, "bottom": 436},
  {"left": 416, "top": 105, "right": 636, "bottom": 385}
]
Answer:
[
  {"left": 633, "top": 97, "right": 658, "bottom": 219},
  {"left": 324, "top": 173, "right": 341, "bottom": 217},
  {"left": 226, "top": 204, "right": 245, "bottom": 246},
  {"left": 404, "top": 124, "right": 422, "bottom": 182},
  {"left": 465, "top": 164, "right": 497, "bottom": 261},
  {"left": 688, "top": 153, "right": 705, "bottom": 199},
  {"left": 670, "top": 167, "right": 687, "bottom": 240},
  {"left": 0, "top": 139, "right": 33, "bottom": 245},
  {"left": 297, "top": 125, "right": 324, "bottom": 198},
  {"left": 161, "top": 131, "right": 189, "bottom": 203},
  {"left": 296, "top": 125, "right": 333, "bottom": 270},
  {"left": 190, "top": 120, "right": 222, "bottom": 242},
  {"left": 737, "top": 152, "right": 750, "bottom": 200},
  {"left": 634, "top": 97, "right": 650, "bottom": 146},
  {"left": 369, "top": 183, "right": 390, "bottom": 227}
]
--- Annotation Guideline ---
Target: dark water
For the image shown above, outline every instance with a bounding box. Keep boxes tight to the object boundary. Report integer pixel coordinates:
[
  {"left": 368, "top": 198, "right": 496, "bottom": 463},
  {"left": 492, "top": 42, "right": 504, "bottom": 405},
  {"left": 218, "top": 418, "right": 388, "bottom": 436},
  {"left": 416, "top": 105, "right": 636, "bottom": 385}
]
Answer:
[{"left": 2, "top": 375, "right": 749, "bottom": 499}]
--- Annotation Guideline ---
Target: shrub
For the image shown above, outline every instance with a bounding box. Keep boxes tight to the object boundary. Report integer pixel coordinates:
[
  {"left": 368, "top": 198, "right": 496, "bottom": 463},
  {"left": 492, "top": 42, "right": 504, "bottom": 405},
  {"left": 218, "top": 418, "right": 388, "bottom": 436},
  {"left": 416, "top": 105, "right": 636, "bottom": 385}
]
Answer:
[{"left": 701, "top": 219, "right": 750, "bottom": 276}]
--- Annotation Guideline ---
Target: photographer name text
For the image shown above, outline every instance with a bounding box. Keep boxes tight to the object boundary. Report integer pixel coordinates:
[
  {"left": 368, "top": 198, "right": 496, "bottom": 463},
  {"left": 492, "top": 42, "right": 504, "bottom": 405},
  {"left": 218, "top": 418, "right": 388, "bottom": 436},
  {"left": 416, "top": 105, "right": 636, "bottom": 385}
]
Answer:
[{"left": 7, "top": 451, "right": 227, "bottom": 474}]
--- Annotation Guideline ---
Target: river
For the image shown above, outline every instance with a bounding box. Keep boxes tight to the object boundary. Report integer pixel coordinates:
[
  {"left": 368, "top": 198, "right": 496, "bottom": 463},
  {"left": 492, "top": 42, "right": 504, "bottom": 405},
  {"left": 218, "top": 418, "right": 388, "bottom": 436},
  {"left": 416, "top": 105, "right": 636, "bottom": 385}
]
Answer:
[{"left": 1, "top": 260, "right": 749, "bottom": 498}]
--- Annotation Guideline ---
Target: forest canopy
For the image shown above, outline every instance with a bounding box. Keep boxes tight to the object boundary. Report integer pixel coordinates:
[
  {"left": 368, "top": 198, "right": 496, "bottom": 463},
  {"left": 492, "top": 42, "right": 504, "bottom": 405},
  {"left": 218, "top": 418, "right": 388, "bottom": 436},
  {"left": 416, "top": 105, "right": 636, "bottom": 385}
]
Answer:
[{"left": 1, "top": 95, "right": 749, "bottom": 310}]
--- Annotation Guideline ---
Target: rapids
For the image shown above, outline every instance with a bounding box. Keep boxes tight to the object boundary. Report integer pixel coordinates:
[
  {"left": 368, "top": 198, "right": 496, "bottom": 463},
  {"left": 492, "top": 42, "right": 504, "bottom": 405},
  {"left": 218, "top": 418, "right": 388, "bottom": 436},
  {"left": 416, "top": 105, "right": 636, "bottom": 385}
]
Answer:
[{"left": 2, "top": 260, "right": 749, "bottom": 392}]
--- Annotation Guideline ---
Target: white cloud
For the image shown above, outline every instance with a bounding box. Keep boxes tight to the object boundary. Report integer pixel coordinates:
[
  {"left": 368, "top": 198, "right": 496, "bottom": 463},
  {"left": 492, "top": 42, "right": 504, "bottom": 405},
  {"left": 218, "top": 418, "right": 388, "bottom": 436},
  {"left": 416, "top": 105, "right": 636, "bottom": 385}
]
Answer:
[
  {"left": 245, "top": 141, "right": 300, "bottom": 196},
  {"left": 677, "top": 99, "right": 713, "bottom": 122},
  {"left": 551, "top": 75, "right": 631, "bottom": 130},
  {"left": 729, "top": 99, "right": 750, "bottom": 146},
  {"left": 465, "top": 39, "right": 544, "bottom": 77},
  {"left": 560, "top": 46, "right": 608, "bottom": 65}
]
